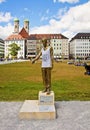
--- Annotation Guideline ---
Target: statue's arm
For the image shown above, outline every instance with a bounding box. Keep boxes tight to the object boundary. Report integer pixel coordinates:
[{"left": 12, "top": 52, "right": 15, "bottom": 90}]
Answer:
[
  {"left": 50, "top": 47, "right": 54, "bottom": 69},
  {"left": 32, "top": 51, "right": 42, "bottom": 64}
]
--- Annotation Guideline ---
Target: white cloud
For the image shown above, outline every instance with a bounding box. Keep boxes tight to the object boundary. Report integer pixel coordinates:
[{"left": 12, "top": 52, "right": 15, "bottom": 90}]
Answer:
[
  {"left": 1, "top": 1, "right": 90, "bottom": 40},
  {"left": 0, "top": 23, "right": 13, "bottom": 39},
  {"left": 60, "top": 1, "right": 90, "bottom": 37},
  {"left": 0, "top": 12, "right": 14, "bottom": 39},
  {"left": 0, "top": 0, "right": 5, "bottom": 3},
  {"left": 0, "top": 12, "right": 13, "bottom": 22},
  {"left": 53, "top": 0, "right": 79, "bottom": 4},
  {"left": 57, "top": 7, "right": 68, "bottom": 19},
  {"left": 30, "top": 1, "right": 90, "bottom": 39},
  {"left": 30, "top": 19, "right": 62, "bottom": 34}
]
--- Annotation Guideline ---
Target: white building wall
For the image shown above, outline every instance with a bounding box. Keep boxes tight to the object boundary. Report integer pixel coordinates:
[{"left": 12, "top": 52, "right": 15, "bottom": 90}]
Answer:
[
  {"left": 62, "top": 39, "right": 69, "bottom": 59},
  {"left": 70, "top": 39, "right": 90, "bottom": 59},
  {"left": 17, "top": 40, "right": 25, "bottom": 58},
  {"left": 5, "top": 40, "right": 25, "bottom": 59},
  {"left": 51, "top": 39, "right": 62, "bottom": 58},
  {"left": 51, "top": 38, "right": 69, "bottom": 59}
]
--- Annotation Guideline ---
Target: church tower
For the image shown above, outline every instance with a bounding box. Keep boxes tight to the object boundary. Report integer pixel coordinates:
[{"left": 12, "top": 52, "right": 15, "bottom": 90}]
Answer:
[
  {"left": 14, "top": 18, "right": 19, "bottom": 34},
  {"left": 24, "top": 19, "right": 29, "bottom": 34}
]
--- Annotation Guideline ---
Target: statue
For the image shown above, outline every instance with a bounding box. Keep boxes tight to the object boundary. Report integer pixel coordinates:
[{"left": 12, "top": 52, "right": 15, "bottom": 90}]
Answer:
[{"left": 32, "top": 39, "right": 53, "bottom": 94}]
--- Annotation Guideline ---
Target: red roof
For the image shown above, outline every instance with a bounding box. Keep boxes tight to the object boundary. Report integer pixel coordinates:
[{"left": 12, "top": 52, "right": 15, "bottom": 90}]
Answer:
[
  {"left": 6, "top": 28, "right": 29, "bottom": 40},
  {"left": 19, "top": 27, "right": 29, "bottom": 38},
  {"left": 27, "top": 34, "right": 68, "bottom": 40},
  {"left": 6, "top": 34, "right": 23, "bottom": 40}
]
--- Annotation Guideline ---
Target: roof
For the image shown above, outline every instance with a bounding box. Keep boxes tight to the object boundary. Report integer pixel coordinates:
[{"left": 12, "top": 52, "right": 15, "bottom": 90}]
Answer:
[
  {"left": 24, "top": 19, "right": 29, "bottom": 22},
  {"left": 27, "top": 34, "right": 68, "bottom": 40},
  {"left": 14, "top": 18, "right": 19, "bottom": 22},
  {"left": 27, "top": 34, "right": 37, "bottom": 40},
  {"left": 5, "top": 28, "right": 29, "bottom": 40},
  {"left": 19, "top": 28, "right": 29, "bottom": 38},
  {"left": 5, "top": 34, "right": 24, "bottom": 40},
  {"left": 70, "top": 33, "right": 90, "bottom": 42}
]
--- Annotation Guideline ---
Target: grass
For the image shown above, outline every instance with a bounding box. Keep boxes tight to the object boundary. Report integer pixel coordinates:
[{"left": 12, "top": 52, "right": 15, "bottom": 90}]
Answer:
[{"left": 0, "top": 60, "right": 90, "bottom": 101}]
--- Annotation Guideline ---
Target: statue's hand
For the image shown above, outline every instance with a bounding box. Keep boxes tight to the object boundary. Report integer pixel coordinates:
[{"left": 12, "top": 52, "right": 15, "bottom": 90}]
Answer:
[{"left": 31, "top": 59, "right": 35, "bottom": 64}]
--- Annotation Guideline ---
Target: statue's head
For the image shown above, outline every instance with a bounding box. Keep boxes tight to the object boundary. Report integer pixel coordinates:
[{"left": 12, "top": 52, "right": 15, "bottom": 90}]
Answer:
[{"left": 42, "top": 39, "right": 47, "bottom": 48}]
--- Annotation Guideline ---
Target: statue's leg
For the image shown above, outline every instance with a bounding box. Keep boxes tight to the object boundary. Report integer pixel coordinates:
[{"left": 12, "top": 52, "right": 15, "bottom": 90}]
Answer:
[
  {"left": 46, "top": 68, "right": 51, "bottom": 94},
  {"left": 41, "top": 68, "right": 47, "bottom": 92}
]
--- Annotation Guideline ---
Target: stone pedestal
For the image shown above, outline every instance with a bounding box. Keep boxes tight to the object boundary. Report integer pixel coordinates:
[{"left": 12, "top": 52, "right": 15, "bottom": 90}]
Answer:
[
  {"left": 39, "top": 91, "right": 54, "bottom": 105},
  {"left": 19, "top": 91, "right": 56, "bottom": 119}
]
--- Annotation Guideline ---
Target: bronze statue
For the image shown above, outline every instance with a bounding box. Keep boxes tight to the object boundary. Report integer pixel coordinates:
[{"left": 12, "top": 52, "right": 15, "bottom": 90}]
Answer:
[{"left": 32, "top": 39, "right": 53, "bottom": 94}]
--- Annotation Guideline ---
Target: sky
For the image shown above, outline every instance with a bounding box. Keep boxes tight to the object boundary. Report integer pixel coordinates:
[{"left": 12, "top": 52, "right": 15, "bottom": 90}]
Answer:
[{"left": 0, "top": 0, "right": 90, "bottom": 40}]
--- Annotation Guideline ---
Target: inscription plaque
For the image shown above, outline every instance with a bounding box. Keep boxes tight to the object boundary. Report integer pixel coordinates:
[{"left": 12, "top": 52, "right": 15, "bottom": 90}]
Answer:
[
  {"left": 40, "top": 96, "right": 53, "bottom": 103},
  {"left": 39, "top": 91, "right": 54, "bottom": 105},
  {"left": 39, "top": 105, "right": 55, "bottom": 112}
]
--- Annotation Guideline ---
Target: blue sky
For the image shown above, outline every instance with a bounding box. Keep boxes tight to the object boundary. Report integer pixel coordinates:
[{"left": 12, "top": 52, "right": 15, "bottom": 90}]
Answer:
[{"left": 0, "top": 0, "right": 90, "bottom": 39}]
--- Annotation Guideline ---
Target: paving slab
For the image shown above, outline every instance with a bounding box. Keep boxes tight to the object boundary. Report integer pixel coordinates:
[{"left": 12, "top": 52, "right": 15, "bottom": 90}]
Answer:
[{"left": 0, "top": 101, "right": 90, "bottom": 130}]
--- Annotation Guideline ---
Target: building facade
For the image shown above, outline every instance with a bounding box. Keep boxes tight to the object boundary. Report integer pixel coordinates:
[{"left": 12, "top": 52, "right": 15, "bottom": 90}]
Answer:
[
  {"left": 24, "top": 19, "right": 29, "bottom": 34},
  {"left": 14, "top": 18, "right": 19, "bottom": 34},
  {"left": 4, "top": 19, "right": 69, "bottom": 59},
  {"left": 5, "top": 19, "right": 29, "bottom": 59},
  {"left": 27, "top": 35, "right": 37, "bottom": 58},
  {"left": 50, "top": 34, "right": 69, "bottom": 59},
  {"left": 5, "top": 37, "right": 26, "bottom": 59},
  {"left": 0, "top": 38, "right": 4, "bottom": 58},
  {"left": 70, "top": 33, "right": 90, "bottom": 59},
  {"left": 27, "top": 34, "right": 69, "bottom": 59}
]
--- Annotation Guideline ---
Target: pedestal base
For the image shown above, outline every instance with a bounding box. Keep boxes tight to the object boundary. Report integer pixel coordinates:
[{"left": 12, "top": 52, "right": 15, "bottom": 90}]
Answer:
[{"left": 19, "top": 100, "right": 56, "bottom": 119}]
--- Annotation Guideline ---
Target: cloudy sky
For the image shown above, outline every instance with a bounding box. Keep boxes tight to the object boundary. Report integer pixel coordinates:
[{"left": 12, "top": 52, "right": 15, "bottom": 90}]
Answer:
[{"left": 0, "top": 0, "right": 90, "bottom": 39}]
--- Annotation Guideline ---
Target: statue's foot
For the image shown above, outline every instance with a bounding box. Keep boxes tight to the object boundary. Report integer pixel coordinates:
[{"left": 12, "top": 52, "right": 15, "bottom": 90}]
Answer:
[{"left": 46, "top": 89, "right": 51, "bottom": 95}]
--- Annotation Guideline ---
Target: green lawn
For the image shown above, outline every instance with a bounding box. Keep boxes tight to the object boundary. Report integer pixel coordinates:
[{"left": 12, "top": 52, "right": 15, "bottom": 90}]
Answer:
[{"left": 0, "top": 60, "right": 90, "bottom": 101}]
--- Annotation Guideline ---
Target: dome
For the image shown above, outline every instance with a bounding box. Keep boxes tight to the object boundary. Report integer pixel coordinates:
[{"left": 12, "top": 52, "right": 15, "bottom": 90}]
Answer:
[
  {"left": 14, "top": 18, "right": 19, "bottom": 22},
  {"left": 24, "top": 19, "right": 29, "bottom": 22}
]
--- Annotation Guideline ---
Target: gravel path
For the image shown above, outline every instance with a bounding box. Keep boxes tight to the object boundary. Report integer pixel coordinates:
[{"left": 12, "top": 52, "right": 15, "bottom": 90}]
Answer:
[{"left": 0, "top": 101, "right": 90, "bottom": 130}]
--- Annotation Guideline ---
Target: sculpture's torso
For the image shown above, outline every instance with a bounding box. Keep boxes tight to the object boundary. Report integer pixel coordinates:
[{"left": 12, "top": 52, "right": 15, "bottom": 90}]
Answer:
[{"left": 41, "top": 47, "right": 52, "bottom": 68}]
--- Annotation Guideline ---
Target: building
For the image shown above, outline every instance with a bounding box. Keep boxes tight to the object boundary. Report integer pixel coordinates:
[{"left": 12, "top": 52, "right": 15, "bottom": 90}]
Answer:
[
  {"left": 0, "top": 38, "right": 4, "bottom": 58},
  {"left": 27, "top": 34, "right": 69, "bottom": 59},
  {"left": 24, "top": 19, "right": 29, "bottom": 34},
  {"left": 69, "top": 33, "right": 90, "bottom": 59},
  {"left": 5, "top": 19, "right": 29, "bottom": 59},
  {"left": 50, "top": 34, "right": 69, "bottom": 59},
  {"left": 4, "top": 19, "right": 69, "bottom": 59},
  {"left": 14, "top": 18, "right": 19, "bottom": 34},
  {"left": 27, "top": 35, "right": 37, "bottom": 58}
]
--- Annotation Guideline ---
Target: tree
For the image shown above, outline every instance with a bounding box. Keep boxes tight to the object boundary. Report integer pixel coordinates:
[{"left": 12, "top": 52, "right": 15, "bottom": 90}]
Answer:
[{"left": 9, "top": 43, "right": 21, "bottom": 59}]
